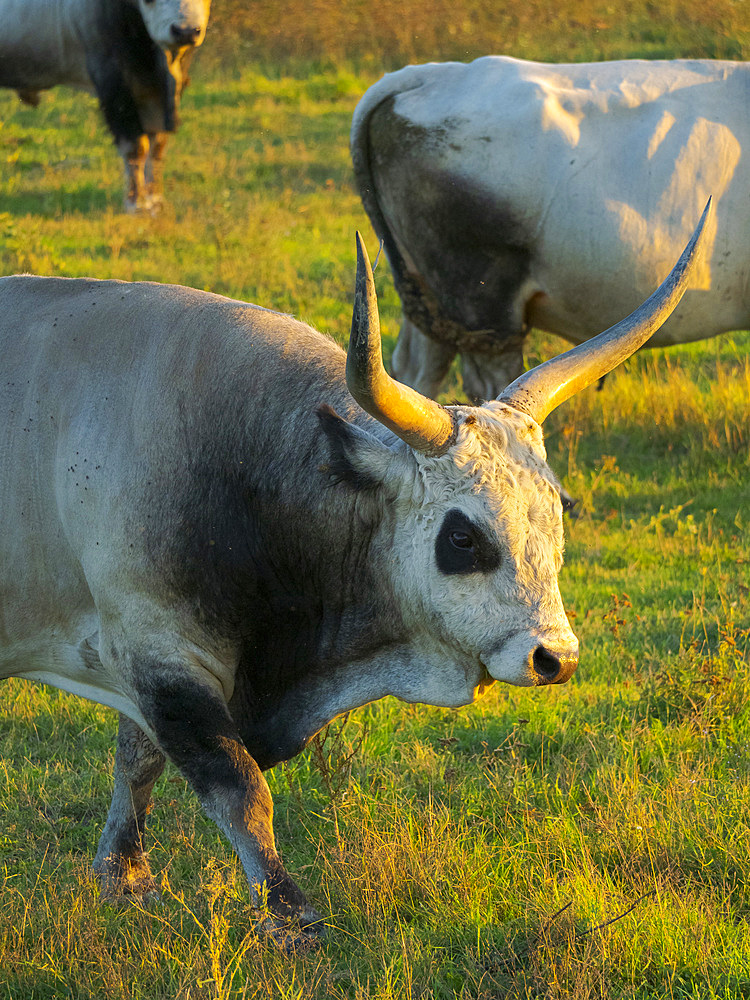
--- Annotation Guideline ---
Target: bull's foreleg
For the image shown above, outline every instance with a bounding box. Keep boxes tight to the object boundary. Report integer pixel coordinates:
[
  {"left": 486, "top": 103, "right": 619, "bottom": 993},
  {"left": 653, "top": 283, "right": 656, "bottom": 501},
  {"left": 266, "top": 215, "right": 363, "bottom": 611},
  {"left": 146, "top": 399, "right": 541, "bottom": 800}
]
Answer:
[
  {"left": 138, "top": 676, "right": 324, "bottom": 948},
  {"left": 390, "top": 317, "right": 456, "bottom": 399},
  {"left": 93, "top": 713, "right": 165, "bottom": 900},
  {"left": 117, "top": 135, "right": 150, "bottom": 215},
  {"left": 145, "top": 133, "right": 169, "bottom": 214}
]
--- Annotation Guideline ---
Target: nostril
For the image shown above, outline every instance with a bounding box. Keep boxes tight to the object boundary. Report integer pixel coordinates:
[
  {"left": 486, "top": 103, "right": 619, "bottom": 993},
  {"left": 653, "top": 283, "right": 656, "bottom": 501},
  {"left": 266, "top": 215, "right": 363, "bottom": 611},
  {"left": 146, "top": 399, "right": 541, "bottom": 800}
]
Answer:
[
  {"left": 532, "top": 645, "right": 561, "bottom": 682},
  {"left": 170, "top": 24, "right": 201, "bottom": 44}
]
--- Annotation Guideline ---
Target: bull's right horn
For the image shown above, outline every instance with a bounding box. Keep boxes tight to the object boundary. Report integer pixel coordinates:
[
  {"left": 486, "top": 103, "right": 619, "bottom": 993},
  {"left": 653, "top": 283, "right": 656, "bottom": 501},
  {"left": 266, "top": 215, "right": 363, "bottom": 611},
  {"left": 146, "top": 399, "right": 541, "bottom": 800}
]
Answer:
[
  {"left": 498, "top": 197, "right": 712, "bottom": 424},
  {"left": 346, "top": 232, "right": 457, "bottom": 455}
]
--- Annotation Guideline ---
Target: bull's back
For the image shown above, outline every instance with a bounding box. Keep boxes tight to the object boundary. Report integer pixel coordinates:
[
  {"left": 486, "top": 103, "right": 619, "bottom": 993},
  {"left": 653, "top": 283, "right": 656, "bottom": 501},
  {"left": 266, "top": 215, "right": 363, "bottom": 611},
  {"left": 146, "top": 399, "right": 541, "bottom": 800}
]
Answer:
[{"left": 0, "top": 276, "right": 346, "bottom": 661}]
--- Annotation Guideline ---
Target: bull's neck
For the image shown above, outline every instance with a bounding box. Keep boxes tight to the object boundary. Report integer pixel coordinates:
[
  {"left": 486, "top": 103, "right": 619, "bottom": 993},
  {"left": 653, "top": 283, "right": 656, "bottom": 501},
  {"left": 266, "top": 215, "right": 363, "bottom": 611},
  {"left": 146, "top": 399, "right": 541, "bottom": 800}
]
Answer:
[{"left": 226, "top": 457, "right": 406, "bottom": 765}]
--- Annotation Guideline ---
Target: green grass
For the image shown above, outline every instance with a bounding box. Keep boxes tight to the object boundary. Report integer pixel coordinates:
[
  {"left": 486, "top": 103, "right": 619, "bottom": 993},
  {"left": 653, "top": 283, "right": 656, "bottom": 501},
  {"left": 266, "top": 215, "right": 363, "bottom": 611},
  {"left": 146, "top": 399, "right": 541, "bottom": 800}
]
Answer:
[{"left": 1, "top": 52, "right": 749, "bottom": 1000}]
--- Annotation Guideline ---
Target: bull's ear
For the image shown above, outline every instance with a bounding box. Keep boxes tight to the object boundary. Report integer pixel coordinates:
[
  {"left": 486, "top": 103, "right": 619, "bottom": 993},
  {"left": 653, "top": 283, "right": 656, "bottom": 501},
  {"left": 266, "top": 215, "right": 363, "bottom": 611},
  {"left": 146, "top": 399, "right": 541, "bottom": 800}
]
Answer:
[{"left": 317, "top": 403, "right": 405, "bottom": 491}]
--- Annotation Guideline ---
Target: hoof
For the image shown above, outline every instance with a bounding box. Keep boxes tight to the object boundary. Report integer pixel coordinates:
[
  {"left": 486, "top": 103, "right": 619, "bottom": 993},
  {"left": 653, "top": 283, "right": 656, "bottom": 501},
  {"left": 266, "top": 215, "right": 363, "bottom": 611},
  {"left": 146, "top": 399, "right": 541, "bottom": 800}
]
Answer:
[
  {"left": 259, "top": 907, "right": 327, "bottom": 953},
  {"left": 123, "top": 195, "right": 164, "bottom": 216},
  {"left": 94, "top": 855, "right": 161, "bottom": 904}
]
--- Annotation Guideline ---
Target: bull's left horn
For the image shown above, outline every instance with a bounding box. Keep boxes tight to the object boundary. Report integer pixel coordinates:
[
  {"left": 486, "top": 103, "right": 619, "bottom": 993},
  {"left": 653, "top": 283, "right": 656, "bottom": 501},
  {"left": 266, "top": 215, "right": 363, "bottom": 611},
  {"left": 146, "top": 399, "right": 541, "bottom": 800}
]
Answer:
[
  {"left": 498, "top": 197, "right": 712, "bottom": 424},
  {"left": 346, "top": 232, "right": 457, "bottom": 455}
]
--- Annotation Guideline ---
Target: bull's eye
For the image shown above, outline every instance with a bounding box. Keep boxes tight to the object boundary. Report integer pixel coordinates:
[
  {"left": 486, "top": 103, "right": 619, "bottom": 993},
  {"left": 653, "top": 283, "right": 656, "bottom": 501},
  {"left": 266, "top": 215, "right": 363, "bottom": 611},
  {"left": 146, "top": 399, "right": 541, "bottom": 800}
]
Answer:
[
  {"left": 449, "top": 530, "right": 473, "bottom": 550},
  {"left": 436, "top": 509, "right": 500, "bottom": 575}
]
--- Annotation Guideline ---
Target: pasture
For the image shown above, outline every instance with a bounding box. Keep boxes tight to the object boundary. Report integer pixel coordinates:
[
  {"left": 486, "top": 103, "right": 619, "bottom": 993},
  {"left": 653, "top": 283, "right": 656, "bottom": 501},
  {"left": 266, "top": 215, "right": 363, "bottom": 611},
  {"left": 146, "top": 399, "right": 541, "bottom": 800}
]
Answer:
[{"left": 1, "top": 9, "right": 749, "bottom": 997}]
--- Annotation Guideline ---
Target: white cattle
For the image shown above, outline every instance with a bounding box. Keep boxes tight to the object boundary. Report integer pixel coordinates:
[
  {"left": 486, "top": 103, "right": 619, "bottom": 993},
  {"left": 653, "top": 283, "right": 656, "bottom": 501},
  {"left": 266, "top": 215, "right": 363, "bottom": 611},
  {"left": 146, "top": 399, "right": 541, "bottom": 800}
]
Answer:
[
  {"left": 351, "top": 57, "right": 748, "bottom": 401},
  {"left": 0, "top": 0, "right": 211, "bottom": 212}
]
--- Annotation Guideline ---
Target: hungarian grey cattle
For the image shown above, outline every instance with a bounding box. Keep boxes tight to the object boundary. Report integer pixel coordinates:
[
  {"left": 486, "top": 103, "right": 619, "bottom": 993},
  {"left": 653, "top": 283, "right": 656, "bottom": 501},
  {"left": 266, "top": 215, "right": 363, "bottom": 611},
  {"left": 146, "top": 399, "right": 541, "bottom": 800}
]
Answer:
[
  {"left": 0, "top": 0, "right": 211, "bottom": 212},
  {"left": 351, "top": 56, "right": 746, "bottom": 402},
  {"left": 0, "top": 207, "right": 708, "bottom": 947}
]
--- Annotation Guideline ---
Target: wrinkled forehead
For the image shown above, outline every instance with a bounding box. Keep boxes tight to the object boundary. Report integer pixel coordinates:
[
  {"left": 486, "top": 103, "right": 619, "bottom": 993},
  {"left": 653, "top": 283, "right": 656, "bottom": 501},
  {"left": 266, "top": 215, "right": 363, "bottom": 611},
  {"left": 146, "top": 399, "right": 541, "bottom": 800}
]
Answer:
[
  {"left": 417, "top": 401, "right": 561, "bottom": 502},
  {"left": 476, "top": 401, "right": 549, "bottom": 462}
]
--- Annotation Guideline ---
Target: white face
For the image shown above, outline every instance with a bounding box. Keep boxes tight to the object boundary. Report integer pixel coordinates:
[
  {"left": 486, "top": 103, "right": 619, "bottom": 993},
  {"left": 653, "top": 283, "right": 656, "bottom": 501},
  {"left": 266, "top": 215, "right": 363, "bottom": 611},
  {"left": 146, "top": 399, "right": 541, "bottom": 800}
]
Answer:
[
  {"left": 137, "top": 0, "right": 211, "bottom": 49},
  {"left": 372, "top": 402, "right": 579, "bottom": 697}
]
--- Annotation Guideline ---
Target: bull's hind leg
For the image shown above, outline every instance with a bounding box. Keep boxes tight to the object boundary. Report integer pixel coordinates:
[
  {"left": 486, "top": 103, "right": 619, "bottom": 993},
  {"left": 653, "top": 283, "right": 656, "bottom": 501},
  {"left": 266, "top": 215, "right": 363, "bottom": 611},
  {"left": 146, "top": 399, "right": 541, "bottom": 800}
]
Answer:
[
  {"left": 94, "top": 713, "right": 165, "bottom": 899},
  {"left": 137, "top": 674, "right": 324, "bottom": 948}
]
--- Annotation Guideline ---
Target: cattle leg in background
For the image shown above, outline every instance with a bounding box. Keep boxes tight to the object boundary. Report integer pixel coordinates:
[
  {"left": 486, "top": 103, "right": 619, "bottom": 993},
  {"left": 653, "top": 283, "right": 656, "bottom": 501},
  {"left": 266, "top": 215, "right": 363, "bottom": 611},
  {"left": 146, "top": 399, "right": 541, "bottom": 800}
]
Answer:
[
  {"left": 460, "top": 343, "right": 525, "bottom": 406},
  {"left": 117, "top": 136, "right": 151, "bottom": 214},
  {"left": 390, "top": 317, "right": 527, "bottom": 404},
  {"left": 91, "top": 42, "right": 178, "bottom": 215},
  {"left": 145, "top": 132, "right": 170, "bottom": 212},
  {"left": 115, "top": 133, "right": 169, "bottom": 215},
  {"left": 390, "top": 317, "right": 456, "bottom": 399},
  {"left": 93, "top": 713, "right": 165, "bottom": 898}
]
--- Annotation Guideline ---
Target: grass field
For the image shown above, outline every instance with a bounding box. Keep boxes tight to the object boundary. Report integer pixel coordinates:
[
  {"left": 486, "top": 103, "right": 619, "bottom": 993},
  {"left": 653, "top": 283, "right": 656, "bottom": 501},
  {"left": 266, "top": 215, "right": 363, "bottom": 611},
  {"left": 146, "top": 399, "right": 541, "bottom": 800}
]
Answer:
[{"left": 1, "top": 16, "right": 750, "bottom": 1000}]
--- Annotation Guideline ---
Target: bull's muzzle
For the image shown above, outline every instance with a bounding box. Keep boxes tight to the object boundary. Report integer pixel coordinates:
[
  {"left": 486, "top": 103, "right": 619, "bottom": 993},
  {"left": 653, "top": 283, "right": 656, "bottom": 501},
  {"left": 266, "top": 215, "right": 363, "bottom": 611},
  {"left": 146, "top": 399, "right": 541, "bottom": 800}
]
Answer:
[
  {"left": 532, "top": 644, "right": 578, "bottom": 685},
  {"left": 170, "top": 24, "right": 203, "bottom": 45}
]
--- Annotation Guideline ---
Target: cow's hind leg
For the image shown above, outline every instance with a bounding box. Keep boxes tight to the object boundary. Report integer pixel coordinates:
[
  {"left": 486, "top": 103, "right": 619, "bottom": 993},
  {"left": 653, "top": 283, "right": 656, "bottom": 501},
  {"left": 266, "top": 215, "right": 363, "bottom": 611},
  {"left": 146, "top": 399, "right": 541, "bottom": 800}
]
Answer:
[
  {"left": 94, "top": 714, "right": 166, "bottom": 900},
  {"left": 138, "top": 674, "right": 324, "bottom": 949}
]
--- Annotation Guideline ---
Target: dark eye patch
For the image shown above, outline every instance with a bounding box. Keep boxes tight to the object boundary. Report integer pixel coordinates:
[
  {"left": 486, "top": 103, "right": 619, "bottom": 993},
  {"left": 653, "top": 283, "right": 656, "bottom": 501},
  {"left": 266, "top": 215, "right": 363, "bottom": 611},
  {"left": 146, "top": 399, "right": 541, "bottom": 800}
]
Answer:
[
  {"left": 560, "top": 487, "right": 579, "bottom": 517},
  {"left": 435, "top": 509, "right": 501, "bottom": 575}
]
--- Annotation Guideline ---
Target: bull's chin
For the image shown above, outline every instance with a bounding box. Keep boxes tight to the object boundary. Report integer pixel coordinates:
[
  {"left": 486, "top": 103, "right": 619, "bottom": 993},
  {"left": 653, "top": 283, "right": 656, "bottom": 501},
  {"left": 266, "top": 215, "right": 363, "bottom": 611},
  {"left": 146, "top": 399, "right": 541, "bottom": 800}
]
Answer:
[
  {"left": 481, "top": 655, "right": 539, "bottom": 688},
  {"left": 472, "top": 667, "right": 496, "bottom": 700},
  {"left": 483, "top": 662, "right": 576, "bottom": 688}
]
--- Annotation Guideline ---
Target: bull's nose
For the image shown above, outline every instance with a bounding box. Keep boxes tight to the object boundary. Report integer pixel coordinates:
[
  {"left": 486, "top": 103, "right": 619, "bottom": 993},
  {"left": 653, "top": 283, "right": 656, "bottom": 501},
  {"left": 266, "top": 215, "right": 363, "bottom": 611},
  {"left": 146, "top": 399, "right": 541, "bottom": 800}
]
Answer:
[
  {"left": 532, "top": 645, "right": 578, "bottom": 685},
  {"left": 170, "top": 24, "right": 202, "bottom": 45}
]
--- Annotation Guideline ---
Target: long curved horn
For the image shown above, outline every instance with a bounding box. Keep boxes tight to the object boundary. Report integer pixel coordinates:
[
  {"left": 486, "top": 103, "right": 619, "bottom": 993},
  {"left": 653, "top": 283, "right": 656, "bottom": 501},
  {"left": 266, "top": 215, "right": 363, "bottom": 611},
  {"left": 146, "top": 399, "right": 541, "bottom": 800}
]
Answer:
[
  {"left": 346, "top": 232, "right": 457, "bottom": 455},
  {"left": 498, "top": 197, "right": 712, "bottom": 423}
]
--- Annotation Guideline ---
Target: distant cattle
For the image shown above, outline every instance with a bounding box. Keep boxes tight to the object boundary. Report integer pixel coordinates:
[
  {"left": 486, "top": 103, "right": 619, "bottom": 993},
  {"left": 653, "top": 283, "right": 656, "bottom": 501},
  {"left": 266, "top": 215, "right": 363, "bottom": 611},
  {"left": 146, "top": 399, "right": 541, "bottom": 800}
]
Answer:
[
  {"left": 351, "top": 57, "right": 746, "bottom": 401},
  {"left": 0, "top": 0, "right": 211, "bottom": 212},
  {"left": 0, "top": 208, "right": 707, "bottom": 947}
]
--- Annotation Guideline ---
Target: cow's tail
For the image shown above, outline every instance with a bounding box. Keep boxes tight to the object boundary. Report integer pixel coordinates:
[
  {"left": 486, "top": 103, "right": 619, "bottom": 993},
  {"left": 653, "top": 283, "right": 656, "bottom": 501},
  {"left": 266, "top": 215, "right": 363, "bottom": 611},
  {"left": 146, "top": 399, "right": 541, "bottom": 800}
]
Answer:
[{"left": 350, "top": 65, "right": 440, "bottom": 288}]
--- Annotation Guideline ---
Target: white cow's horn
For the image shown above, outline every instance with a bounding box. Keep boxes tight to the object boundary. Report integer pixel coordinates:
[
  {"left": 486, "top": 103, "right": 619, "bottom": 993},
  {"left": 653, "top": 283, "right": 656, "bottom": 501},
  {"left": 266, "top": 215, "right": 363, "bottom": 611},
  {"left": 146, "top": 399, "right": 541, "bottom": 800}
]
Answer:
[
  {"left": 346, "top": 232, "right": 457, "bottom": 455},
  {"left": 498, "top": 197, "right": 713, "bottom": 424}
]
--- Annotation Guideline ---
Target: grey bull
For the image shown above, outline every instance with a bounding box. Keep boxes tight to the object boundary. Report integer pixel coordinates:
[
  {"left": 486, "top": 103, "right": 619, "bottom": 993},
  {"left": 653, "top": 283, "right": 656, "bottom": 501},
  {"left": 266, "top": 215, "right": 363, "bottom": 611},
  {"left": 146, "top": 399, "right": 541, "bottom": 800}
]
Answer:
[
  {"left": 0, "top": 207, "right": 708, "bottom": 946},
  {"left": 0, "top": 0, "right": 211, "bottom": 212},
  {"left": 351, "top": 56, "right": 747, "bottom": 402}
]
